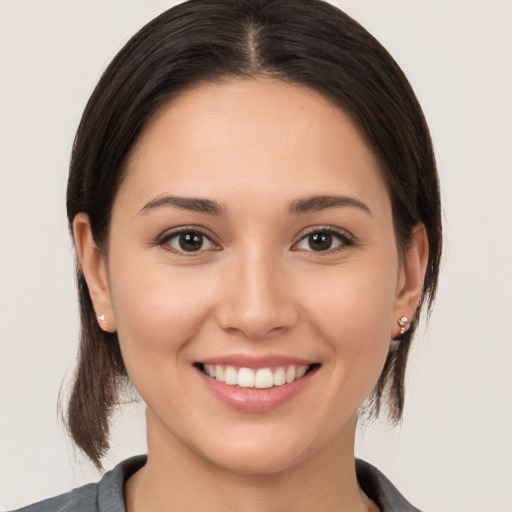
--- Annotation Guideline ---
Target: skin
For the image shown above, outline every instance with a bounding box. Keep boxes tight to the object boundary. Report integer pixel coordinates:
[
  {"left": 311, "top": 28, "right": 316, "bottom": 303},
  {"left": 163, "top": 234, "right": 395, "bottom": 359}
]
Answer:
[{"left": 74, "top": 79, "right": 428, "bottom": 512}]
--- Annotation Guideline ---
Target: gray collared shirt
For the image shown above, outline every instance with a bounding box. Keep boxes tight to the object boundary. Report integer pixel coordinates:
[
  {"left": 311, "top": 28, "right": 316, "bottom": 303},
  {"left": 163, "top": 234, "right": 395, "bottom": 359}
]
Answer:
[{"left": 10, "top": 456, "right": 421, "bottom": 512}]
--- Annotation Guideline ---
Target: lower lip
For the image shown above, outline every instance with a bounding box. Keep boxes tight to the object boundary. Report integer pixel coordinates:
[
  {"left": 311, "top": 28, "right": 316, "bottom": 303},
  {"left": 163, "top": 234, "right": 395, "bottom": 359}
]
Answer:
[{"left": 196, "top": 367, "right": 317, "bottom": 413}]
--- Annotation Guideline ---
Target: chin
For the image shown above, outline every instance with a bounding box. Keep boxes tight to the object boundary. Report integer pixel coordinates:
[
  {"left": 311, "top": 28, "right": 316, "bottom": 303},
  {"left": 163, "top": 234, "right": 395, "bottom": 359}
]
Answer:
[
  {"left": 188, "top": 418, "right": 346, "bottom": 477},
  {"left": 201, "top": 442, "right": 312, "bottom": 476}
]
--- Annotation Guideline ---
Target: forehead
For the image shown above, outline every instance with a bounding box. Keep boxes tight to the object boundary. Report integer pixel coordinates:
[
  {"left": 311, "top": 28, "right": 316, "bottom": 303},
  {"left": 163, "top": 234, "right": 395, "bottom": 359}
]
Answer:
[{"left": 119, "top": 79, "right": 390, "bottom": 217}]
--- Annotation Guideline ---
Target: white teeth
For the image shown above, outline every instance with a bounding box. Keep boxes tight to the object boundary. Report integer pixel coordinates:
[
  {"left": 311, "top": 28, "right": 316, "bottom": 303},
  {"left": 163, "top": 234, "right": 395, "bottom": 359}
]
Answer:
[
  {"left": 285, "top": 366, "right": 296, "bottom": 383},
  {"left": 224, "top": 366, "right": 238, "bottom": 385},
  {"left": 255, "top": 368, "right": 274, "bottom": 389},
  {"left": 296, "top": 365, "right": 308, "bottom": 379},
  {"left": 203, "top": 364, "right": 312, "bottom": 388},
  {"left": 273, "top": 367, "right": 286, "bottom": 386},
  {"left": 238, "top": 368, "right": 255, "bottom": 388},
  {"left": 214, "top": 365, "right": 224, "bottom": 382}
]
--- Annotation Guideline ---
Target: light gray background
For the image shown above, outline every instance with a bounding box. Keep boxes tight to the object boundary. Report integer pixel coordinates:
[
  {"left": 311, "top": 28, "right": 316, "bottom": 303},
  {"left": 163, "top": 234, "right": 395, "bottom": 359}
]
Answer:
[{"left": 1, "top": 1, "right": 511, "bottom": 510}]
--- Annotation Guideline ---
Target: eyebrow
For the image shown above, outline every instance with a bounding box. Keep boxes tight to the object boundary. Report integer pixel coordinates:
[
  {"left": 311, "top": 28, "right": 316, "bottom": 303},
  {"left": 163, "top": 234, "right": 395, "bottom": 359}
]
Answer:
[
  {"left": 288, "top": 195, "right": 372, "bottom": 216},
  {"left": 138, "top": 193, "right": 372, "bottom": 217},
  {"left": 139, "top": 194, "right": 225, "bottom": 215}
]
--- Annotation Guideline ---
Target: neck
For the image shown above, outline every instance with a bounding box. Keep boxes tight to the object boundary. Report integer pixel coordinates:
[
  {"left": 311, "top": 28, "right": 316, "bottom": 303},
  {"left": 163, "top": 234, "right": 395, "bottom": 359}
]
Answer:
[{"left": 125, "top": 413, "right": 376, "bottom": 512}]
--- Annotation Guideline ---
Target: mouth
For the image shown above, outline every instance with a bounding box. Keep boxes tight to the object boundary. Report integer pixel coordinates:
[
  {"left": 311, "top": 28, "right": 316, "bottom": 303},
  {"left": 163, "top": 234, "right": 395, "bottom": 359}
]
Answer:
[{"left": 195, "top": 362, "right": 321, "bottom": 389}]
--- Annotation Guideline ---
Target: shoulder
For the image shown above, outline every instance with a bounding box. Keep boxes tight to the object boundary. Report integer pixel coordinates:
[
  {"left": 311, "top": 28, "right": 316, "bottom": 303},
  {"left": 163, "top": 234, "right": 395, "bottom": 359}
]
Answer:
[
  {"left": 356, "top": 459, "right": 422, "bottom": 512},
  {"left": 10, "top": 484, "right": 98, "bottom": 512},
  {"left": 9, "top": 456, "right": 147, "bottom": 512}
]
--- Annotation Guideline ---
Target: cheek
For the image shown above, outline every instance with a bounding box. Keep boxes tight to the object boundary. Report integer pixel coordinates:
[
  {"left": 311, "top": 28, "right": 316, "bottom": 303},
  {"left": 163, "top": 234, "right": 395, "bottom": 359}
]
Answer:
[
  {"left": 299, "top": 256, "right": 398, "bottom": 379},
  {"left": 305, "top": 259, "right": 396, "bottom": 331},
  {"left": 108, "top": 258, "right": 217, "bottom": 370}
]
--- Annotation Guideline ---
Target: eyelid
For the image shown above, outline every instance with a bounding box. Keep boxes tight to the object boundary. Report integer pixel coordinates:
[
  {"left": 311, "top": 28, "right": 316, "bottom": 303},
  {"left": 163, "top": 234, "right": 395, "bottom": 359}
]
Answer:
[
  {"left": 154, "top": 225, "right": 354, "bottom": 255},
  {"left": 157, "top": 226, "right": 220, "bottom": 255},
  {"left": 291, "top": 226, "right": 355, "bottom": 253}
]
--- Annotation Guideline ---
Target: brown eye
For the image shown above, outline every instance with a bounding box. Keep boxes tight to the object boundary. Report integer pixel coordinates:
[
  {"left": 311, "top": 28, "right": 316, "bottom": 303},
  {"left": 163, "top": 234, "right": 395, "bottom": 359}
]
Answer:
[
  {"left": 295, "top": 229, "right": 350, "bottom": 252},
  {"left": 307, "top": 232, "right": 334, "bottom": 251},
  {"left": 179, "top": 232, "right": 204, "bottom": 251},
  {"left": 164, "top": 230, "right": 215, "bottom": 253}
]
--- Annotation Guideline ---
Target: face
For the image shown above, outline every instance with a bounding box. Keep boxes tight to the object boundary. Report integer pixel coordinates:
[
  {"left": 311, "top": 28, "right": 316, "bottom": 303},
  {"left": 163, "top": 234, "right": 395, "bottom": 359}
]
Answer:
[{"left": 77, "top": 79, "right": 424, "bottom": 475}]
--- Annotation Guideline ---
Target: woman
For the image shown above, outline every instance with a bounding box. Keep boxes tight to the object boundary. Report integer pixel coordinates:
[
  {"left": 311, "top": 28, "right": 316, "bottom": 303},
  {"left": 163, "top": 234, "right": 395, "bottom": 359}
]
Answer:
[{"left": 11, "top": 0, "right": 441, "bottom": 510}]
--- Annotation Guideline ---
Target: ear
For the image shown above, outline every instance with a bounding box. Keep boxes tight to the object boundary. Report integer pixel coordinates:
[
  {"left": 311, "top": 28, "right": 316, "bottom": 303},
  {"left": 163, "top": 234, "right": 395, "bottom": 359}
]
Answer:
[
  {"left": 391, "top": 223, "right": 429, "bottom": 338},
  {"left": 73, "top": 213, "right": 116, "bottom": 333}
]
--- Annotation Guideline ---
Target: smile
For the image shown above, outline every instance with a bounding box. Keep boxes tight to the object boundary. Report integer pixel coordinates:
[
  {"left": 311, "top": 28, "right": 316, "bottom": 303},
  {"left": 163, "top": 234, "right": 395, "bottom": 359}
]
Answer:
[
  {"left": 199, "top": 363, "right": 313, "bottom": 388},
  {"left": 195, "top": 356, "right": 320, "bottom": 412}
]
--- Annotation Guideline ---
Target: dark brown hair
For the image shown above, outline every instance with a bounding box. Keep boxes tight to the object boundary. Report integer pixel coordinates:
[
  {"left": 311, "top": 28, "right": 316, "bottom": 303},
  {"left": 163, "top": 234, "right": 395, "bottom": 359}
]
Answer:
[{"left": 66, "top": 0, "right": 442, "bottom": 468}]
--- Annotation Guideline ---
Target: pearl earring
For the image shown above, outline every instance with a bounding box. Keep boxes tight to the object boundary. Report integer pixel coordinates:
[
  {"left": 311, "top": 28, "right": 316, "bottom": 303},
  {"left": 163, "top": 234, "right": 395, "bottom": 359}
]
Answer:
[{"left": 397, "top": 316, "right": 410, "bottom": 335}]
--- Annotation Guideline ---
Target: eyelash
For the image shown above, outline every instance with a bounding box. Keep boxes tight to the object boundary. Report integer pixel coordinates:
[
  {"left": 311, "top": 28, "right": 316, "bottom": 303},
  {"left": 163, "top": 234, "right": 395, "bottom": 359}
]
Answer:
[
  {"left": 158, "top": 227, "right": 219, "bottom": 256},
  {"left": 293, "top": 227, "right": 355, "bottom": 254},
  {"left": 157, "top": 226, "right": 355, "bottom": 256}
]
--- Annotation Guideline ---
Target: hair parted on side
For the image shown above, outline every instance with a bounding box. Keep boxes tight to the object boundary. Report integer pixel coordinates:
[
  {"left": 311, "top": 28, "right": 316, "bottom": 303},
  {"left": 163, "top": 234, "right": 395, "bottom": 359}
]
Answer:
[{"left": 66, "top": 0, "right": 442, "bottom": 468}]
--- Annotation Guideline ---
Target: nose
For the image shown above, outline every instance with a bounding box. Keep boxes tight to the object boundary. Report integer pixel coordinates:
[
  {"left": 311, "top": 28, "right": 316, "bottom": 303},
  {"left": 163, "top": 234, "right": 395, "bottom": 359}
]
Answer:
[{"left": 215, "top": 251, "right": 298, "bottom": 340}]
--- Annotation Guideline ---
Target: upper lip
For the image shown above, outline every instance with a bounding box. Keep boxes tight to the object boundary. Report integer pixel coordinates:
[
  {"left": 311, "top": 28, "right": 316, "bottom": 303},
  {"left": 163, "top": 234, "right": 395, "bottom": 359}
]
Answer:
[{"left": 198, "top": 354, "right": 317, "bottom": 369}]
